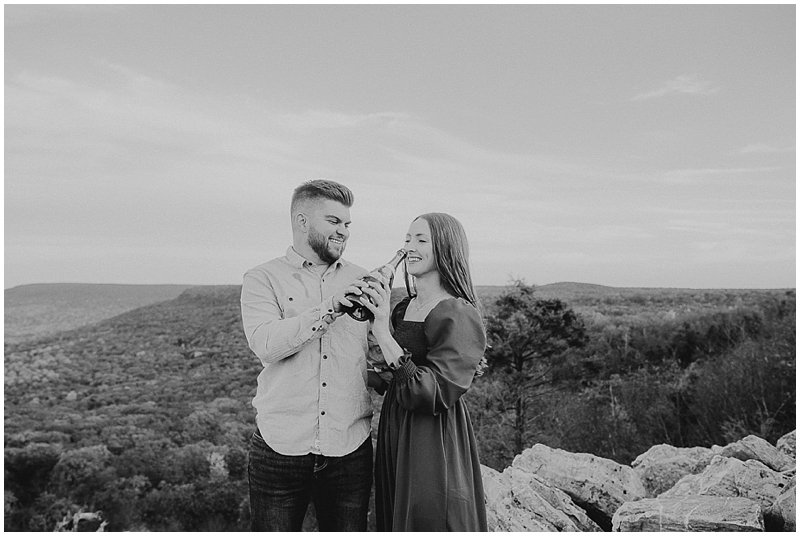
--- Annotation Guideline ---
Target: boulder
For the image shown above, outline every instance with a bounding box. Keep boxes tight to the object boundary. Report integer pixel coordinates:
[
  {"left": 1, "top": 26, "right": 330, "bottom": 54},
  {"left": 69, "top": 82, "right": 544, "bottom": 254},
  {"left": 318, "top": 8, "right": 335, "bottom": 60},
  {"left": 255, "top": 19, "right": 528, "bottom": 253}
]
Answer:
[
  {"left": 512, "top": 444, "right": 646, "bottom": 529},
  {"left": 54, "top": 510, "right": 107, "bottom": 532},
  {"left": 776, "top": 430, "right": 796, "bottom": 460},
  {"left": 481, "top": 465, "right": 601, "bottom": 532},
  {"left": 631, "top": 444, "right": 718, "bottom": 497},
  {"left": 766, "top": 476, "right": 796, "bottom": 532},
  {"left": 660, "top": 455, "right": 793, "bottom": 529},
  {"left": 719, "top": 434, "right": 795, "bottom": 472},
  {"left": 508, "top": 467, "right": 602, "bottom": 531},
  {"left": 612, "top": 496, "right": 763, "bottom": 532},
  {"left": 482, "top": 465, "right": 555, "bottom": 532}
]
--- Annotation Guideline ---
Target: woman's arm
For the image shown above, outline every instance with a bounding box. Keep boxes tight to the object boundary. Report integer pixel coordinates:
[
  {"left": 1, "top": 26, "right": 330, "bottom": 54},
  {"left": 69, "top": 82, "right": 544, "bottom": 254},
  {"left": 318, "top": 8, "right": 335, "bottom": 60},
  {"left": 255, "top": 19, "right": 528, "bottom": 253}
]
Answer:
[
  {"left": 359, "top": 277, "right": 406, "bottom": 367},
  {"left": 392, "top": 299, "right": 486, "bottom": 414}
]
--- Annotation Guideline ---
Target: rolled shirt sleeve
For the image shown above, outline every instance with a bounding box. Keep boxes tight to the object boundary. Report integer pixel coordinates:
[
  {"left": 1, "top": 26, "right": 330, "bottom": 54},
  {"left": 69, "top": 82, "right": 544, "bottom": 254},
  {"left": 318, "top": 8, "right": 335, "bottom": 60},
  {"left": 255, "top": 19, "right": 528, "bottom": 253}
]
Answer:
[{"left": 241, "top": 270, "right": 336, "bottom": 365}]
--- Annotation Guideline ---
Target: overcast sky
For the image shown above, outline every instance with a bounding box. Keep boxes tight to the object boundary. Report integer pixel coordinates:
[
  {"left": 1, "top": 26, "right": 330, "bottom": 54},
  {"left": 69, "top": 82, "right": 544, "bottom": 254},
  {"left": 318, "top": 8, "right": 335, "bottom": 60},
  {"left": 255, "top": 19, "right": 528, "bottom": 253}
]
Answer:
[{"left": 4, "top": 4, "right": 796, "bottom": 289}]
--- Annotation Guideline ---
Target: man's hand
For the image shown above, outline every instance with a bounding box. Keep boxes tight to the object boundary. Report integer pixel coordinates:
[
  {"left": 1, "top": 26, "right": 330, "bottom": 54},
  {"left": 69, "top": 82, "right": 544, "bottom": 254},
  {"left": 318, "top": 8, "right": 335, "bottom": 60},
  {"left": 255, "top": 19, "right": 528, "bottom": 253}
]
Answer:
[
  {"left": 331, "top": 278, "right": 368, "bottom": 314},
  {"left": 366, "top": 368, "right": 392, "bottom": 394}
]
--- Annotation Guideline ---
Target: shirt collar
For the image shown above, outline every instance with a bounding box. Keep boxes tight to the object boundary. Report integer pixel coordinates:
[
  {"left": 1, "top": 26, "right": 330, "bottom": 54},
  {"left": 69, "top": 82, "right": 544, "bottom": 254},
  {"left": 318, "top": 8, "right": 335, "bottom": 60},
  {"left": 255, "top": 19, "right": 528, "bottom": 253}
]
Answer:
[{"left": 286, "top": 246, "right": 344, "bottom": 270}]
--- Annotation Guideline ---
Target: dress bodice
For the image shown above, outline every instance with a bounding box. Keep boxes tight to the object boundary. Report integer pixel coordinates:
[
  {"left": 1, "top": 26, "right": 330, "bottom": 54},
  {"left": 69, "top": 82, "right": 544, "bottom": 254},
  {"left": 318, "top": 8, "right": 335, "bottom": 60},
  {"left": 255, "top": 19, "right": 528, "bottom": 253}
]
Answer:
[{"left": 391, "top": 298, "right": 429, "bottom": 365}]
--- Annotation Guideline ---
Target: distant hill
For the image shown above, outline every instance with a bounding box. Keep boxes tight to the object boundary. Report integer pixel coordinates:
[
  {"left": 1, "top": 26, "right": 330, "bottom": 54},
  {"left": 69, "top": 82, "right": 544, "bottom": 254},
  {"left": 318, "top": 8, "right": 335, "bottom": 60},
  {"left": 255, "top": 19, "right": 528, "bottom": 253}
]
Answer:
[
  {"left": 4, "top": 284, "right": 257, "bottom": 437},
  {"left": 6, "top": 281, "right": 791, "bottom": 345},
  {"left": 4, "top": 283, "right": 194, "bottom": 344}
]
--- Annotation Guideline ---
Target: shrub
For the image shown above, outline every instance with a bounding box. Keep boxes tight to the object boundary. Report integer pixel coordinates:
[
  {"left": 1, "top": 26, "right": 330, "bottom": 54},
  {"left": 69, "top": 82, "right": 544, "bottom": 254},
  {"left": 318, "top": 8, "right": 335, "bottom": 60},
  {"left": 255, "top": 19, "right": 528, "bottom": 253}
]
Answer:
[
  {"left": 4, "top": 442, "right": 63, "bottom": 505},
  {"left": 50, "top": 445, "right": 116, "bottom": 504},
  {"left": 678, "top": 322, "right": 795, "bottom": 446},
  {"left": 141, "top": 480, "right": 247, "bottom": 531}
]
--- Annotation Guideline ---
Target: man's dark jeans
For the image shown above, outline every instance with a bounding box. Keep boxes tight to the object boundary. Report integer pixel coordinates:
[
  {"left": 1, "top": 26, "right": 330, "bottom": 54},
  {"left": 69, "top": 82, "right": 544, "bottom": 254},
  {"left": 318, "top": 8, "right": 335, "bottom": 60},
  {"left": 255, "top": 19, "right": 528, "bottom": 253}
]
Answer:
[{"left": 248, "top": 429, "right": 372, "bottom": 531}]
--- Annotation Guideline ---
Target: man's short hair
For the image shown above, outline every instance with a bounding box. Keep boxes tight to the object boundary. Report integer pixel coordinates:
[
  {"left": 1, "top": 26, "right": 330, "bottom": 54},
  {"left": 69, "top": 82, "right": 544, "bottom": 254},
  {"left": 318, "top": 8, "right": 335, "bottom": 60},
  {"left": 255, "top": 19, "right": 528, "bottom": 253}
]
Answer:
[{"left": 291, "top": 179, "right": 354, "bottom": 215}]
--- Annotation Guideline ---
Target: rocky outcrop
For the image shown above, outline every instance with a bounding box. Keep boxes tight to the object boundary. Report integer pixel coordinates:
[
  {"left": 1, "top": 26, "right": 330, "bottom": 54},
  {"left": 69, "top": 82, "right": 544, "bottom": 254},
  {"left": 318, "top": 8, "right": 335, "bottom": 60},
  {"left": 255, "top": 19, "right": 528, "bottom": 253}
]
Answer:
[
  {"left": 766, "top": 477, "right": 796, "bottom": 532},
  {"left": 718, "top": 434, "right": 795, "bottom": 472},
  {"left": 54, "top": 510, "right": 107, "bottom": 532},
  {"left": 631, "top": 444, "right": 719, "bottom": 497},
  {"left": 483, "top": 430, "right": 796, "bottom": 532},
  {"left": 512, "top": 444, "right": 646, "bottom": 529},
  {"left": 612, "top": 496, "right": 764, "bottom": 531},
  {"left": 481, "top": 465, "right": 602, "bottom": 531},
  {"left": 658, "top": 454, "right": 794, "bottom": 530},
  {"left": 777, "top": 430, "right": 796, "bottom": 460},
  {"left": 659, "top": 455, "right": 793, "bottom": 513}
]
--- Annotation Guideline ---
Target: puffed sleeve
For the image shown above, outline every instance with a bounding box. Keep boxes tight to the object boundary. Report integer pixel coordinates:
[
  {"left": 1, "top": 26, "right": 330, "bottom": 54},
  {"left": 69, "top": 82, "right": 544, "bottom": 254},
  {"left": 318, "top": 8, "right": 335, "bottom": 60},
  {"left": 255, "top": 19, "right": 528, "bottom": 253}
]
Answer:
[{"left": 393, "top": 298, "right": 486, "bottom": 415}]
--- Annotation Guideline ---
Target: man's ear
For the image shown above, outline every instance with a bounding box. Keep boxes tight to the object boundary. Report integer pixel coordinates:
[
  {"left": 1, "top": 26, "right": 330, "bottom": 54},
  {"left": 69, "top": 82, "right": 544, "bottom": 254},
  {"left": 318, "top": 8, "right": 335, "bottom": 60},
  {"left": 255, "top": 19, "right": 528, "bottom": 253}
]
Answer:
[{"left": 294, "top": 212, "right": 308, "bottom": 232}]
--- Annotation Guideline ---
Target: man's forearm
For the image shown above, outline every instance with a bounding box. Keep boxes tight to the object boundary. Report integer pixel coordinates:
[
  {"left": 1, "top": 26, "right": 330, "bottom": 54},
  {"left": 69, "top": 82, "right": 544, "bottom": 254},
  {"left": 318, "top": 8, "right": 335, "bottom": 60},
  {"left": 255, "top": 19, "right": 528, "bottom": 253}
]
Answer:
[{"left": 245, "top": 297, "right": 338, "bottom": 364}]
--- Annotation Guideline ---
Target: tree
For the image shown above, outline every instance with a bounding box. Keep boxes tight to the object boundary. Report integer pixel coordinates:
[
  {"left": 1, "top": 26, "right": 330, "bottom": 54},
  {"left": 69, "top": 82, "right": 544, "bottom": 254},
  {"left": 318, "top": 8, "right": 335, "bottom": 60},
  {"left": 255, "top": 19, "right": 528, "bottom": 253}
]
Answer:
[
  {"left": 484, "top": 281, "right": 587, "bottom": 453},
  {"left": 49, "top": 445, "right": 116, "bottom": 505}
]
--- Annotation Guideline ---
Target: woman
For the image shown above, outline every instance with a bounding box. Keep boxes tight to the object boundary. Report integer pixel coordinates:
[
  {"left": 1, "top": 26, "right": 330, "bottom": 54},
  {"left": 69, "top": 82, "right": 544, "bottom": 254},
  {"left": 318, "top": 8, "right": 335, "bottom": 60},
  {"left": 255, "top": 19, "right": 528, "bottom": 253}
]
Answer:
[{"left": 360, "top": 212, "right": 488, "bottom": 531}]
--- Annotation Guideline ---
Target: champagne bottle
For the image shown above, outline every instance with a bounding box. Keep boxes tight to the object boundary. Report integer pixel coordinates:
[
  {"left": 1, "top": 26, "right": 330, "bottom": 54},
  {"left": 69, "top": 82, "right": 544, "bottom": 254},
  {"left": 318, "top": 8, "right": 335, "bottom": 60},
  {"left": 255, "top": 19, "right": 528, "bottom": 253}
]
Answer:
[{"left": 343, "top": 249, "right": 407, "bottom": 321}]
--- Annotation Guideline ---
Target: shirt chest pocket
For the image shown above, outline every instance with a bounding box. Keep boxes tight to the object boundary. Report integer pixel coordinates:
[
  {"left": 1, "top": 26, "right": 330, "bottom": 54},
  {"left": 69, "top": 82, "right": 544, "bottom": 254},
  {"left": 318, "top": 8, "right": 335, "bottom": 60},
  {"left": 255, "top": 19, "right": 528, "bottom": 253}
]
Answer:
[{"left": 277, "top": 284, "right": 317, "bottom": 319}]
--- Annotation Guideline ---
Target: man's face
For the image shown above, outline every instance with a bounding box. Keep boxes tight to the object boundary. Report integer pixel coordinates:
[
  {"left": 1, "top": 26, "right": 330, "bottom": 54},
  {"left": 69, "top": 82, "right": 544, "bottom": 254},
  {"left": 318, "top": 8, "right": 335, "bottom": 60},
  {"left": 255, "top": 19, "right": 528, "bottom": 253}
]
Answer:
[{"left": 305, "top": 199, "right": 351, "bottom": 264}]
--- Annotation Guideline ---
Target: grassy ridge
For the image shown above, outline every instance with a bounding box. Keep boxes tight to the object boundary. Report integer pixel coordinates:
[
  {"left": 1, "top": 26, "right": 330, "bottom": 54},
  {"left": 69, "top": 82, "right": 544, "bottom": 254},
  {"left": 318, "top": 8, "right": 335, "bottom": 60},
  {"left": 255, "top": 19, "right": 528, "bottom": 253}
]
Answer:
[{"left": 4, "top": 283, "right": 194, "bottom": 344}]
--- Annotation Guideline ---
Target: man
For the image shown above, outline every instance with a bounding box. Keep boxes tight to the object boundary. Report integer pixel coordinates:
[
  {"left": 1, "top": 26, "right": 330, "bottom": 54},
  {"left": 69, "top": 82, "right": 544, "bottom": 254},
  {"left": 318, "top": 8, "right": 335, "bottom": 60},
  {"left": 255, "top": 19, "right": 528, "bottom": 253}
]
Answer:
[{"left": 241, "top": 179, "right": 379, "bottom": 531}]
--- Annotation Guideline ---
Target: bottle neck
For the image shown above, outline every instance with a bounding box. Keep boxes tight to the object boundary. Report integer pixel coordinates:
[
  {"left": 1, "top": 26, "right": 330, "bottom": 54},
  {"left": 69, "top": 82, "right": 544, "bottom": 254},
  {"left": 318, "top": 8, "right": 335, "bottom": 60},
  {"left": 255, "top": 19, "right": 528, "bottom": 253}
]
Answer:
[
  {"left": 376, "top": 249, "right": 407, "bottom": 280},
  {"left": 386, "top": 249, "right": 407, "bottom": 270}
]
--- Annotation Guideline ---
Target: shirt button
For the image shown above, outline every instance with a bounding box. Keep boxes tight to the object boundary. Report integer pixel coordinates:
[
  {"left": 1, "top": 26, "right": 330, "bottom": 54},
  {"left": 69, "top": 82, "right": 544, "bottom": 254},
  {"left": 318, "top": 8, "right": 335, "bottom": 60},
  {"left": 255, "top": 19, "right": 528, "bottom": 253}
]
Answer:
[
  {"left": 322, "top": 382, "right": 327, "bottom": 387},
  {"left": 321, "top": 411, "right": 326, "bottom": 415},
  {"left": 312, "top": 327, "right": 316, "bottom": 331},
  {"left": 323, "top": 355, "right": 328, "bottom": 359}
]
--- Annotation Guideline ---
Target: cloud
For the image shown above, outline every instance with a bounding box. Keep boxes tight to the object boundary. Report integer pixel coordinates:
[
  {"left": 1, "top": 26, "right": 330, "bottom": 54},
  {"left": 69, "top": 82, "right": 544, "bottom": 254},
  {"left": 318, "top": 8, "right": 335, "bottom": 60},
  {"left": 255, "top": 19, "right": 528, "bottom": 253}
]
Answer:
[
  {"left": 6, "top": 62, "right": 613, "bottom": 286},
  {"left": 4, "top": 4, "right": 127, "bottom": 27},
  {"left": 652, "top": 166, "right": 784, "bottom": 185},
  {"left": 6, "top": 61, "right": 793, "bottom": 289},
  {"left": 632, "top": 75, "right": 720, "bottom": 101},
  {"left": 739, "top": 142, "right": 795, "bottom": 154},
  {"left": 277, "top": 109, "right": 410, "bottom": 132}
]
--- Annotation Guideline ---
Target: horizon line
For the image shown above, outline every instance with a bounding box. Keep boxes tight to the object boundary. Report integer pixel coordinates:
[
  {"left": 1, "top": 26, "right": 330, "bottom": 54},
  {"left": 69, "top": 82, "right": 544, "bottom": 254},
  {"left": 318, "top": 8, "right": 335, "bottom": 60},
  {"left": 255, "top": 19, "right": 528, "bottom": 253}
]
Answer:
[{"left": 4, "top": 281, "right": 796, "bottom": 292}]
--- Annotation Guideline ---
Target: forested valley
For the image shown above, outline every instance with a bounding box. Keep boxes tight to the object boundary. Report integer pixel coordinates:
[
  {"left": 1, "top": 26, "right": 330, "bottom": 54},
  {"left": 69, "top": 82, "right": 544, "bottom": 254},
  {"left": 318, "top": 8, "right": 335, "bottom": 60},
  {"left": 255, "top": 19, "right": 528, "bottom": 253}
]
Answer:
[{"left": 4, "top": 283, "right": 795, "bottom": 531}]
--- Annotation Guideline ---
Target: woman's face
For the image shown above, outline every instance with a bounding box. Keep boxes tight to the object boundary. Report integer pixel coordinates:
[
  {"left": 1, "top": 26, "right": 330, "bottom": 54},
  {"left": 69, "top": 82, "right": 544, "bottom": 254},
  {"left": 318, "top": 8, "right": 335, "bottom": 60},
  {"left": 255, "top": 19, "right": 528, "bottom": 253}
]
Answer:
[{"left": 404, "top": 218, "right": 436, "bottom": 277}]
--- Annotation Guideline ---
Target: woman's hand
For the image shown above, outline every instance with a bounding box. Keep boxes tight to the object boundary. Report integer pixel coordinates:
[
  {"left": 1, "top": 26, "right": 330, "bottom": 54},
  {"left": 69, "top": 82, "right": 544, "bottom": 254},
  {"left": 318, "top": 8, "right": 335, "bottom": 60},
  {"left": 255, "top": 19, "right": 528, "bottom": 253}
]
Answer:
[
  {"left": 362, "top": 275, "right": 406, "bottom": 371},
  {"left": 360, "top": 275, "right": 392, "bottom": 334}
]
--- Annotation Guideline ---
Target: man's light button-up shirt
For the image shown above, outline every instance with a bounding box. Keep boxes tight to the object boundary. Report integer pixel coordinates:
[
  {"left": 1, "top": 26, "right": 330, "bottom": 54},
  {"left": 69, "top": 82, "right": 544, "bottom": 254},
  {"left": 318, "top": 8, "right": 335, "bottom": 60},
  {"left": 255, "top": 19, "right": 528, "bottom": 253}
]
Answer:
[{"left": 241, "top": 247, "right": 373, "bottom": 457}]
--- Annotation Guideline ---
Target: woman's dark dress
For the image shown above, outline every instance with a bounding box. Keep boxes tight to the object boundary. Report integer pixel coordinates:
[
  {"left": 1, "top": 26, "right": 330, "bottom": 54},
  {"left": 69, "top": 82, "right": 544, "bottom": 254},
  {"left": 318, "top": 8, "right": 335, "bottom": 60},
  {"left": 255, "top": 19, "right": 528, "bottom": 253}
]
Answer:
[{"left": 375, "top": 297, "right": 488, "bottom": 531}]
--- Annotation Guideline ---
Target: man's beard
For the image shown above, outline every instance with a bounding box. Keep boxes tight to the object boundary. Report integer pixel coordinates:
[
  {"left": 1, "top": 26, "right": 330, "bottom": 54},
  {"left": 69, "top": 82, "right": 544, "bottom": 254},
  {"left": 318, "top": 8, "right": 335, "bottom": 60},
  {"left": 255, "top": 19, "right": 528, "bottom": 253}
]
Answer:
[{"left": 308, "top": 226, "right": 344, "bottom": 264}]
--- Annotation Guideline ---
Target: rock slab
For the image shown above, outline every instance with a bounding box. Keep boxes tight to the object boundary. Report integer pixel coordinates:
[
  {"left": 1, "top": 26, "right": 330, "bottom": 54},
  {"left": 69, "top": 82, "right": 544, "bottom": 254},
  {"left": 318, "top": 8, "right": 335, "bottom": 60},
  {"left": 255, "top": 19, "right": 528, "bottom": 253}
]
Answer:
[
  {"left": 660, "top": 455, "right": 793, "bottom": 510},
  {"left": 612, "top": 496, "right": 763, "bottom": 532},
  {"left": 776, "top": 430, "right": 796, "bottom": 460},
  {"left": 632, "top": 443, "right": 718, "bottom": 497},
  {"left": 481, "top": 465, "right": 602, "bottom": 532},
  {"left": 766, "top": 477, "right": 796, "bottom": 532},
  {"left": 512, "top": 444, "right": 646, "bottom": 526},
  {"left": 719, "top": 434, "right": 795, "bottom": 472},
  {"left": 661, "top": 454, "right": 793, "bottom": 530}
]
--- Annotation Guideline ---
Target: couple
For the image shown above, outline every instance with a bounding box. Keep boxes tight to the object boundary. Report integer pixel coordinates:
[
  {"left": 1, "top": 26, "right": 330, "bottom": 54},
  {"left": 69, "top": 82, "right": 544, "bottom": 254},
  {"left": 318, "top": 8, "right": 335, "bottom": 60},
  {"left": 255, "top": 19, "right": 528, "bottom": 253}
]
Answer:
[{"left": 240, "top": 179, "right": 487, "bottom": 532}]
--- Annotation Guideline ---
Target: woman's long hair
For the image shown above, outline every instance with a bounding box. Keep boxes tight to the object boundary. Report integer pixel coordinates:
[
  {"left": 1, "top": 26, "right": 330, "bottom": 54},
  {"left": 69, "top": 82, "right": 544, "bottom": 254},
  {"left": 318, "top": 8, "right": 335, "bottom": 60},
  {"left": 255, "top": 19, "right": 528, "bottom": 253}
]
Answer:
[
  {"left": 404, "top": 212, "right": 479, "bottom": 308},
  {"left": 404, "top": 212, "right": 487, "bottom": 375}
]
